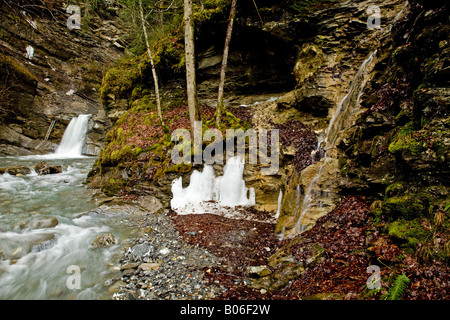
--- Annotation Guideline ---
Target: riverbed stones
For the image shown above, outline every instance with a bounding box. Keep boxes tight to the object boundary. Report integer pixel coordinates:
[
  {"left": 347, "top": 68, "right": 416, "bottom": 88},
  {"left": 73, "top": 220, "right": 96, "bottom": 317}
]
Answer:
[
  {"left": 127, "top": 243, "right": 155, "bottom": 261},
  {"left": 139, "top": 262, "right": 160, "bottom": 271},
  {"left": 0, "top": 166, "right": 32, "bottom": 176},
  {"left": 120, "top": 262, "right": 139, "bottom": 270},
  {"left": 91, "top": 232, "right": 116, "bottom": 248},
  {"left": 109, "top": 204, "right": 226, "bottom": 300}
]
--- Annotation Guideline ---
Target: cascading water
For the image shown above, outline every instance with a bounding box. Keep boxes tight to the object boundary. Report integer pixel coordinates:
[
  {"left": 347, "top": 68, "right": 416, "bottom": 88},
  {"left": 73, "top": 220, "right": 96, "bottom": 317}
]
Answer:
[
  {"left": 274, "top": 190, "right": 283, "bottom": 220},
  {"left": 289, "top": 50, "right": 377, "bottom": 235},
  {"left": 171, "top": 156, "right": 255, "bottom": 215},
  {"left": 54, "top": 114, "right": 90, "bottom": 157}
]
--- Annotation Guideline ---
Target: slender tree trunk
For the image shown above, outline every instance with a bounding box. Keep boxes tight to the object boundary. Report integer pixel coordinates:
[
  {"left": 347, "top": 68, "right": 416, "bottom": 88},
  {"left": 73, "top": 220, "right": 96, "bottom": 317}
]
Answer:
[
  {"left": 216, "top": 0, "right": 237, "bottom": 127},
  {"left": 139, "top": 0, "right": 164, "bottom": 127},
  {"left": 184, "top": 0, "right": 200, "bottom": 132},
  {"left": 158, "top": 0, "right": 164, "bottom": 29}
]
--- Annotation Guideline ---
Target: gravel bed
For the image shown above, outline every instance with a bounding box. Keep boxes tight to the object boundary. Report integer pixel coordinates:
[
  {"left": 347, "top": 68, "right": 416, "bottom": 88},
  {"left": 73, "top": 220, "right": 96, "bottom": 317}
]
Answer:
[{"left": 111, "top": 208, "right": 226, "bottom": 300}]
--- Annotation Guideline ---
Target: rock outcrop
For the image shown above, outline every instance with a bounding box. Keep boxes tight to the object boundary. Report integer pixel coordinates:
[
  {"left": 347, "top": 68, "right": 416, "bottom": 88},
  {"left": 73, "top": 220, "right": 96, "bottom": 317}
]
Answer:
[{"left": 0, "top": 1, "right": 126, "bottom": 156}]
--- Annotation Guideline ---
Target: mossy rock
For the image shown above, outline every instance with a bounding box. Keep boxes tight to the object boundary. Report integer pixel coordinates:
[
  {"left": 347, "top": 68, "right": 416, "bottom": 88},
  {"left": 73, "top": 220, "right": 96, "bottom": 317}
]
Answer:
[
  {"left": 388, "top": 219, "right": 432, "bottom": 251},
  {"left": 99, "top": 55, "right": 144, "bottom": 106},
  {"left": 388, "top": 132, "right": 423, "bottom": 155},
  {"left": 0, "top": 53, "right": 38, "bottom": 84},
  {"left": 382, "top": 193, "right": 431, "bottom": 220},
  {"left": 167, "top": 163, "right": 193, "bottom": 174},
  {"left": 385, "top": 182, "right": 407, "bottom": 198},
  {"left": 293, "top": 43, "right": 326, "bottom": 83}
]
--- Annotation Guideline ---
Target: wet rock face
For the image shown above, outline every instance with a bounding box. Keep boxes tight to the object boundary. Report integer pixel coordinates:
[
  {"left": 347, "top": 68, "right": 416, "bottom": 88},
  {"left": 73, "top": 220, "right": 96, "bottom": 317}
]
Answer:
[
  {"left": 195, "top": 5, "right": 298, "bottom": 105},
  {"left": 271, "top": 0, "right": 411, "bottom": 235},
  {"left": 0, "top": 2, "right": 123, "bottom": 156},
  {"left": 340, "top": 0, "right": 450, "bottom": 193}
]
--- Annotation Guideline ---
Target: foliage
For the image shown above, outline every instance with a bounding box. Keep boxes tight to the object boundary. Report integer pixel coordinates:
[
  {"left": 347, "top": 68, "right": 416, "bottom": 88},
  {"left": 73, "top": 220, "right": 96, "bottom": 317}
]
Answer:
[
  {"left": 381, "top": 274, "right": 410, "bottom": 300},
  {"left": 192, "top": 0, "right": 230, "bottom": 23},
  {"left": 99, "top": 0, "right": 235, "bottom": 108},
  {"left": 289, "top": 0, "right": 337, "bottom": 20},
  {"left": 96, "top": 100, "right": 256, "bottom": 195}
]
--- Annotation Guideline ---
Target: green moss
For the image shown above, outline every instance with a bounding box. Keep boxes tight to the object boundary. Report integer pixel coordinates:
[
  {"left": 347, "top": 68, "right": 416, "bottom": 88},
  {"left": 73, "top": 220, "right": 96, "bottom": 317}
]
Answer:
[
  {"left": 193, "top": 0, "right": 230, "bottom": 24},
  {"left": 388, "top": 132, "right": 423, "bottom": 155},
  {"left": 104, "top": 177, "right": 126, "bottom": 196},
  {"left": 0, "top": 54, "right": 38, "bottom": 84},
  {"left": 385, "top": 182, "right": 406, "bottom": 198},
  {"left": 110, "top": 145, "right": 143, "bottom": 162},
  {"left": 338, "top": 156, "right": 348, "bottom": 175},
  {"left": 99, "top": 55, "right": 144, "bottom": 107},
  {"left": 99, "top": 0, "right": 234, "bottom": 109},
  {"left": 388, "top": 219, "right": 431, "bottom": 251},
  {"left": 382, "top": 193, "right": 431, "bottom": 220},
  {"left": 167, "top": 162, "right": 193, "bottom": 174},
  {"left": 205, "top": 109, "right": 251, "bottom": 133}
]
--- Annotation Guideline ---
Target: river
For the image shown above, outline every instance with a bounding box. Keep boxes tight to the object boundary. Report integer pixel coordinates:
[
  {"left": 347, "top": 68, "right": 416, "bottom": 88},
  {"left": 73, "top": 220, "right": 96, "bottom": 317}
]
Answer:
[{"left": 0, "top": 155, "right": 132, "bottom": 299}]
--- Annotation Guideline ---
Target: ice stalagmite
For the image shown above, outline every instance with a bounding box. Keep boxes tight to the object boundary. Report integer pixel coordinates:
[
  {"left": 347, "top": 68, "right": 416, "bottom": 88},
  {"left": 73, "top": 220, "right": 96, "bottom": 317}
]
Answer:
[{"left": 171, "top": 156, "right": 255, "bottom": 214}]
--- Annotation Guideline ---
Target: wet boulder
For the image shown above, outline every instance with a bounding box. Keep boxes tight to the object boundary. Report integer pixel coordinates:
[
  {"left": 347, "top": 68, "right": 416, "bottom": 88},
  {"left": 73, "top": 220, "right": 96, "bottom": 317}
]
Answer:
[
  {"left": 34, "top": 161, "right": 62, "bottom": 175},
  {"left": 0, "top": 166, "right": 32, "bottom": 176},
  {"left": 20, "top": 216, "right": 59, "bottom": 230},
  {"left": 91, "top": 232, "right": 116, "bottom": 248}
]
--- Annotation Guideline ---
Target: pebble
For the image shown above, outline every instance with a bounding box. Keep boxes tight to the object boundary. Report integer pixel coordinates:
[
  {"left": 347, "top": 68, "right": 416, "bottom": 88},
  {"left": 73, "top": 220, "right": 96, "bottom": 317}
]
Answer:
[{"left": 109, "top": 206, "right": 225, "bottom": 300}]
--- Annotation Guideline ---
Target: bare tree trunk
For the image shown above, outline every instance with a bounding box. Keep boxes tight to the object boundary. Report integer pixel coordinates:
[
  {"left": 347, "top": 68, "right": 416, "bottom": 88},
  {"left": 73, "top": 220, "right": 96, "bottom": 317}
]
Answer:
[
  {"left": 158, "top": 0, "right": 164, "bottom": 29},
  {"left": 184, "top": 0, "right": 200, "bottom": 131},
  {"left": 216, "top": 0, "right": 237, "bottom": 127},
  {"left": 139, "top": 0, "right": 164, "bottom": 127}
]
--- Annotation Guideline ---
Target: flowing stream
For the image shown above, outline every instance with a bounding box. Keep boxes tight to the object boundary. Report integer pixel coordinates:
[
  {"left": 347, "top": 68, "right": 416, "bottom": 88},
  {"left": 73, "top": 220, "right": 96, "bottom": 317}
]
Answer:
[{"left": 0, "top": 115, "right": 131, "bottom": 299}]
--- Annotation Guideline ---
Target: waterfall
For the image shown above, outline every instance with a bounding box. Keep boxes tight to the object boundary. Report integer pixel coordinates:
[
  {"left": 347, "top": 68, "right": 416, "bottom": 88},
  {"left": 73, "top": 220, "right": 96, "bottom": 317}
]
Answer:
[
  {"left": 323, "top": 50, "right": 377, "bottom": 150},
  {"left": 291, "top": 50, "right": 377, "bottom": 235},
  {"left": 171, "top": 156, "right": 255, "bottom": 214},
  {"left": 274, "top": 190, "right": 283, "bottom": 219},
  {"left": 54, "top": 114, "right": 90, "bottom": 157}
]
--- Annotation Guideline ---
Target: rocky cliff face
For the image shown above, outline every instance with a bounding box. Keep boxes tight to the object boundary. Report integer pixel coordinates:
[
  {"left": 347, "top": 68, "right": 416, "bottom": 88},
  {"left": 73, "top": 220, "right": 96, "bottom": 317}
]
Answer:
[
  {"left": 254, "top": 0, "right": 449, "bottom": 300},
  {"left": 0, "top": 0, "right": 125, "bottom": 156}
]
